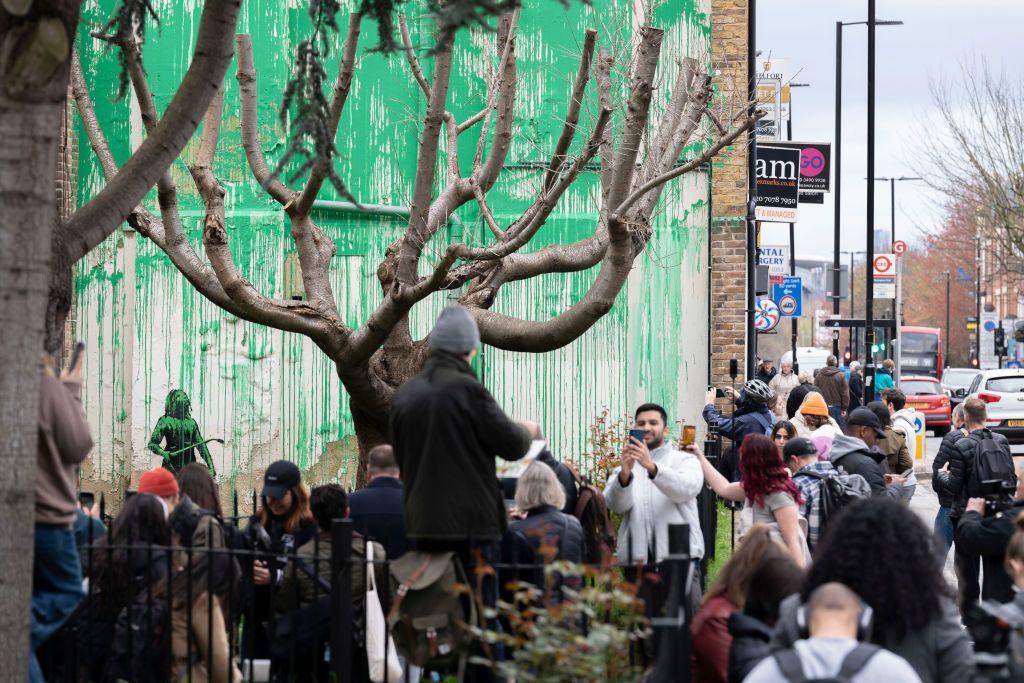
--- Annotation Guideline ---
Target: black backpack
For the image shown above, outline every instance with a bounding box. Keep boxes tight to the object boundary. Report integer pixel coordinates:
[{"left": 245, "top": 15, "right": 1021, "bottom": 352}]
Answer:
[
  {"left": 965, "top": 431, "right": 1016, "bottom": 498},
  {"left": 773, "top": 642, "right": 880, "bottom": 682},
  {"left": 102, "top": 590, "right": 172, "bottom": 683}
]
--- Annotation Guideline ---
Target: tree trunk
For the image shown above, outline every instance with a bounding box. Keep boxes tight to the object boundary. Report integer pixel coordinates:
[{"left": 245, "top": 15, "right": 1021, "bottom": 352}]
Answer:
[
  {"left": 350, "top": 400, "right": 390, "bottom": 489},
  {"left": 0, "top": 4, "right": 79, "bottom": 677}
]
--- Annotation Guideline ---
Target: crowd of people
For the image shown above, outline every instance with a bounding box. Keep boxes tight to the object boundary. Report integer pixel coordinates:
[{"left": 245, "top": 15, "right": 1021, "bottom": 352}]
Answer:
[{"left": 27, "top": 307, "right": 1024, "bottom": 682}]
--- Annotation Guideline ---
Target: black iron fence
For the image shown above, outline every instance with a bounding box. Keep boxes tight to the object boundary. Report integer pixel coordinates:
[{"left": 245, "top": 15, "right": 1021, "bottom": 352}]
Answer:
[{"left": 38, "top": 517, "right": 698, "bottom": 683}]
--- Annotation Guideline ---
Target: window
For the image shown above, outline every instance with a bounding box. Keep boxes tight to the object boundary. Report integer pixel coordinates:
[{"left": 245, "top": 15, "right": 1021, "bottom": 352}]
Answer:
[
  {"left": 968, "top": 375, "right": 982, "bottom": 394},
  {"left": 902, "top": 332, "right": 939, "bottom": 354},
  {"left": 901, "top": 380, "right": 941, "bottom": 396},
  {"left": 985, "top": 376, "right": 1024, "bottom": 393},
  {"left": 943, "top": 370, "right": 979, "bottom": 388}
]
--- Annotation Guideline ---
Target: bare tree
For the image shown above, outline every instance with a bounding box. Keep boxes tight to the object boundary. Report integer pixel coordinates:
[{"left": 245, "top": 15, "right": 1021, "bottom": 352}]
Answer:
[
  {"left": 916, "top": 57, "right": 1024, "bottom": 279},
  {"left": 73, "top": 9, "right": 758, "bottom": 482},
  {"left": 0, "top": 0, "right": 243, "bottom": 676}
]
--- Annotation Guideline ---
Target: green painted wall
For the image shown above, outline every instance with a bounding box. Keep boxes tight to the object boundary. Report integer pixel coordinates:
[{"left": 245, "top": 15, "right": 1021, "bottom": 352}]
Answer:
[{"left": 74, "top": 0, "right": 713, "bottom": 494}]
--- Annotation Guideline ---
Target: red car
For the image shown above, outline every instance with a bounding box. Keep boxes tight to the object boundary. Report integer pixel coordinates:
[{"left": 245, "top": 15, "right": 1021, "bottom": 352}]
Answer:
[{"left": 899, "top": 376, "right": 952, "bottom": 436}]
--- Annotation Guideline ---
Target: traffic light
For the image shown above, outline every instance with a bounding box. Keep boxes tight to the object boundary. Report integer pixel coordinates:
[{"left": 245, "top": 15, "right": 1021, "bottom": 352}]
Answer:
[
  {"left": 843, "top": 347, "right": 852, "bottom": 364},
  {"left": 971, "top": 356, "right": 980, "bottom": 368},
  {"left": 995, "top": 326, "right": 1008, "bottom": 356}
]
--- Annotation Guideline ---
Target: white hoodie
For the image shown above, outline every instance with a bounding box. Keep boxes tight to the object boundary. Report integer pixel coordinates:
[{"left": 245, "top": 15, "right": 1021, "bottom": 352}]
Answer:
[{"left": 891, "top": 408, "right": 919, "bottom": 486}]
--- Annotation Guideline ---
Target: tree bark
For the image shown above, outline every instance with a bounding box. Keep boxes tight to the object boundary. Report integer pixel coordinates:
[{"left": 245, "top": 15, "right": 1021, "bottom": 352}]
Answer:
[{"left": 0, "top": 2, "right": 80, "bottom": 678}]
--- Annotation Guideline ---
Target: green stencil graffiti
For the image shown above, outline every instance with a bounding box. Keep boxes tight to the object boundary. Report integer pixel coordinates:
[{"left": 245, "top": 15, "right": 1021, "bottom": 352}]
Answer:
[{"left": 147, "top": 389, "right": 220, "bottom": 475}]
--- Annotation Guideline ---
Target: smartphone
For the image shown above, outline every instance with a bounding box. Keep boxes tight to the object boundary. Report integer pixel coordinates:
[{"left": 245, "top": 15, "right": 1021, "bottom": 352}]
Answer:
[
  {"left": 709, "top": 385, "right": 727, "bottom": 398},
  {"left": 78, "top": 491, "right": 95, "bottom": 509},
  {"left": 681, "top": 424, "right": 697, "bottom": 447},
  {"left": 69, "top": 341, "right": 85, "bottom": 371},
  {"left": 628, "top": 428, "right": 645, "bottom": 445},
  {"left": 900, "top": 468, "right": 914, "bottom": 478}
]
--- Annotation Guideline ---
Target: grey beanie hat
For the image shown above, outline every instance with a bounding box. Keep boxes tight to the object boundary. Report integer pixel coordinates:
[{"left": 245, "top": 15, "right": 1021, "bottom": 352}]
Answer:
[{"left": 428, "top": 305, "right": 480, "bottom": 354}]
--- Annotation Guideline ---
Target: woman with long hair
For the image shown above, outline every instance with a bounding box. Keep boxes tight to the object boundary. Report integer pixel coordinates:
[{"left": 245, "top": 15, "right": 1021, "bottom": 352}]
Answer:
[
  {"left": 691, "top": 526, "right": 789, "bottom": 683},
  {"left": 178, "top": 462, "right": 223, "bottom": 516},
  {"left": 770, "top": 498, "right": 973, "bottom": 683},
  {"left": 63, "top": 494, "right": 171, "bottom": 681},
  {"left": 770, "top": 420, "right": 796, "bottom": 459},
  {"left": 243, "top": 460, "right": 316, "bottom": 659},
  {"left": 690, "top": 434, "right": 808, "bottom": 567}
]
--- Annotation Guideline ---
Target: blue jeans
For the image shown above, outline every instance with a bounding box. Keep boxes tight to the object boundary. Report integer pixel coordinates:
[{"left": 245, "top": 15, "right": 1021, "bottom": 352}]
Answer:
[
  {"left": 934, "top": 506, "right": 955, "bottom": 557},
  {"left": 29, "top": 524, "right": 83, "bottom": 682}
]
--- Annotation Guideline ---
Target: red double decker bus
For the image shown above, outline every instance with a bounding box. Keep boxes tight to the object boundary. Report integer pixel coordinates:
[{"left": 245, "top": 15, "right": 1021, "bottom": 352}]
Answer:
[{"left": 900, "top": 326, "right": 944, "bottom": 379}]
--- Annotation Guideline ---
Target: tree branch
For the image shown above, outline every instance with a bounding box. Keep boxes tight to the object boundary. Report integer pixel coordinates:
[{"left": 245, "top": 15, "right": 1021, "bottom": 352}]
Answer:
[
  {"left": 543, "top": 28, "right": 596, "bottom": 191},
  {"left": 236, "top": 34, "right": 295, "bottom": 206},
  {"left": 398, "top": 14, "right": 430, "bottom": 97},
  {"left": 60, "top": 0, "right": 244, "bottom": 264},
  {"left": 594, "top": 48, "right": 615, "bottom": 204},
  {"left": 473, "top": 11, "right": 518, "bottom": 191},
  {"left": 294, "top": 13, "right": 363, "bottom": 215}
]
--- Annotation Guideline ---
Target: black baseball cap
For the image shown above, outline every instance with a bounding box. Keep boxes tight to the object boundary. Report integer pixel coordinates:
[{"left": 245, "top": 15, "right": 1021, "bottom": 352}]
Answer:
[
  {"left": 783, "top": 437, "right": 818, "bottom": 460},
  {"left": 262, "top": 460, "right": 301, "bottom": 499},
  {"left": 845, "top": 407, "right": 887, "bottom": 439}
]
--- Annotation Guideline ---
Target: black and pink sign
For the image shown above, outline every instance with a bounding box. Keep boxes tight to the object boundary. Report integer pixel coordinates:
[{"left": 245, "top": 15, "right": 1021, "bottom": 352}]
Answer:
[{"left": 764, "top": 142, "right": 831, "bottom": 194}]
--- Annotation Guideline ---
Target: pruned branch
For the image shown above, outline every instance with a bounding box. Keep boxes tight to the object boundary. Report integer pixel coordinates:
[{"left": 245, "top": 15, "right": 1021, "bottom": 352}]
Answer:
[{"left": 61, "top": 0, "right": 244, "bottom": 264}]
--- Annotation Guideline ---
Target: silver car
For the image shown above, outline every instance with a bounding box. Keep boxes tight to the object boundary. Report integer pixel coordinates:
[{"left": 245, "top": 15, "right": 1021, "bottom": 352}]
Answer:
[
  {"left": 965, "top": 369, "right": 1024, "bottom": 444},
  {"left": 942, "top": 368, "right": 981, "bottom": 407}
]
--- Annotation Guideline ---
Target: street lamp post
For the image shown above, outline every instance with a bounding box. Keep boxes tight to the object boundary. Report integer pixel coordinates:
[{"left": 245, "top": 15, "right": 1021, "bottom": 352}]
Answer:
[
  {"left": 944, "top": 271, "right": 951, "bottom": 364},
  {"left": 746, "top": 0, "right": 757, "bottom": 380},
  {"left": 834, "top": 15, "right": 902, "bottom": 378},
  {"left": 874, "top": 176, "right": 924, "bottom": 245}
]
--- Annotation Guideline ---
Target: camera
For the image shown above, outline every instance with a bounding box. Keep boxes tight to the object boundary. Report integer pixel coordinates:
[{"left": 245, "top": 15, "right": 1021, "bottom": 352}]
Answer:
[
  {"left": 977, "top": 479, "right": 1019, "bottom": 516},
  {"left": 966, "top": 600, "right": 1024, "bottom": 682}
]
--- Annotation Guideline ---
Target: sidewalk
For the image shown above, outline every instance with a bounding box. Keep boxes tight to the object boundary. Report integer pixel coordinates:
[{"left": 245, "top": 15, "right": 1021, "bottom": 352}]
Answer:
[{"left": 908, "top": 473, "right": 957, "bottom": 588}]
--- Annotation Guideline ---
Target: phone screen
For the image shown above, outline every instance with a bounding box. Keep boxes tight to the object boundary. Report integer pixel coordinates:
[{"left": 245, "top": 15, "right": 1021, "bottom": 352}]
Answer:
[
  {"left": 628, "top": 428, "right": 645, "bottom": 444},
  {"left": 79, "top": 492, "right": 95, "bottom": 509}
]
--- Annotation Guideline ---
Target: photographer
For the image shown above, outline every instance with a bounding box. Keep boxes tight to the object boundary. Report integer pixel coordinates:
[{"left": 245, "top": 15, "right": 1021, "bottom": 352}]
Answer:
[{"left": 954, "top": 465, "right": 1024, "bottom": 607}]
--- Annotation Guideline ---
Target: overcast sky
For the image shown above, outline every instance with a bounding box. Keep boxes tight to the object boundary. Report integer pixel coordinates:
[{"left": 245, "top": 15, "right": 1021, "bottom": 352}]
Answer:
[{"left": 756, "top": 0, "right": 1023, "bottom": 261}]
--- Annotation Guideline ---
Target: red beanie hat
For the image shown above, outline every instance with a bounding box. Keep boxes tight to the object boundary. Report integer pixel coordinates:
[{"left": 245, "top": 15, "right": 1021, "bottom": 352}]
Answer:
[{"left": 138, "top": 467, "right": 179, "bottom": 498}]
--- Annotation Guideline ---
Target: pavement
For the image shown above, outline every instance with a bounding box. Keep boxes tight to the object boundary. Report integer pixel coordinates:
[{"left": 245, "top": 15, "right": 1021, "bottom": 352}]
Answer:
[{"left": 909, "top": 432, "right": 956, "bottom": 587}]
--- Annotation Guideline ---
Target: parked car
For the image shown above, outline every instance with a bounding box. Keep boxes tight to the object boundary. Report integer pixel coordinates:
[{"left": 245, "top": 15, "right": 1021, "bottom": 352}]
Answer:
[
  {"left": 942, "top": 367, "right": 981, "bottom": 407},
  {"left": 899, "top": 376, "right": 952, "bottom": 437},
  {"left": 965, "top": 369, "right": 1024, "bottom": 445}
]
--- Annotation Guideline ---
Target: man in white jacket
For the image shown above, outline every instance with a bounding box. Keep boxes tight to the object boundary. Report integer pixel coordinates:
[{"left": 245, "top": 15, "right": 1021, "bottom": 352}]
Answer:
[
  {"left": 883, "top": 388, "right": 918, "bottom": 500},
  {"left": 604, "top": 403, "right": 705, "bottom": 612}
]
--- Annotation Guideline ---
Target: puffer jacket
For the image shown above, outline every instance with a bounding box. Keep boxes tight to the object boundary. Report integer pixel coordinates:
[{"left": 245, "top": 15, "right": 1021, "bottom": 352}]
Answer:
[
  {"left": 791, "top": 412, "right": 841, "bottom": 439},
  {"left": 829, "top": 434, "right": 900, "bottom": 498},
  {"left": 932, "top": 428, "right": 968, "bottom": 508},
  {"left": 891, "top": 409, "right": 919, "bottom": 462},
  {"left": 703, "top": 394, "right": 775, "bottom": 481},
  {"left": 939, "top": 427, "right": 1012, "bottom": 518},
  {"left": 508, "top": 505, "right": 584, "bottom": 564},
  {"left": 727, "top": 612, "right": 773, "bottom": 683},
  {"left": 391, "top": 351, "right": 531, "bottom": 542},
  {"left": 604, "top": 444, "right": 705, "bottom": 563},
  {"left": 769, "top": 372, "right": 801, "bottom": 417},
  {"left": 814, "top": 366, "right": 850, "bottom": 410}
]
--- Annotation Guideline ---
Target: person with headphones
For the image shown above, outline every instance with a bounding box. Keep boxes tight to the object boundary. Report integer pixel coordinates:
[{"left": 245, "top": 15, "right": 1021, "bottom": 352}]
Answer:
[{"left": 745, "top": 583, "right": 920, "bottom": 682}]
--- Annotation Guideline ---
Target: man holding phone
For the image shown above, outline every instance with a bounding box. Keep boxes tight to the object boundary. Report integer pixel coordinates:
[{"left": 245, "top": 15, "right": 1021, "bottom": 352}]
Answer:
[
  {"left": 604, "top": 403, "right": 705, "bottom": 613},
  {"left": 31, "top": 346, "right": 94, "bottom": 681}
]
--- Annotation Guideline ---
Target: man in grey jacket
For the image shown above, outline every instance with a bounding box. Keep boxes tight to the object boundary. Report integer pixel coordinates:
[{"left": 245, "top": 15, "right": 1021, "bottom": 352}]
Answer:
[
  {"left": 830, "top": 408, "right": 904, "bottom": 498},
  {"left": 747, "top": 583, "right": 921, "bottom": 683}
]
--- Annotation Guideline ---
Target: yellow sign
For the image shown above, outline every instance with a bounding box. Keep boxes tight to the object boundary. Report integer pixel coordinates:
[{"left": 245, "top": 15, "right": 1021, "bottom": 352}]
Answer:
[{"left": 967, "top": 323, "right": 978, "bottom": 330}]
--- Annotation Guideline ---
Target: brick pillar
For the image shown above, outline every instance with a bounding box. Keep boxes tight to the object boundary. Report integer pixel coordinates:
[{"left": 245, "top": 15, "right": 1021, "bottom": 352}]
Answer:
[{"left": 710, "top": 0, "right": 749, "bottom": 390}]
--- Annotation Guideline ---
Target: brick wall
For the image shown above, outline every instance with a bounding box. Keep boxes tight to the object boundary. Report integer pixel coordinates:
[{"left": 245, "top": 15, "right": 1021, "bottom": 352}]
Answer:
[{"left": 710, "top": 0, "right": 749, "bottom": 389}]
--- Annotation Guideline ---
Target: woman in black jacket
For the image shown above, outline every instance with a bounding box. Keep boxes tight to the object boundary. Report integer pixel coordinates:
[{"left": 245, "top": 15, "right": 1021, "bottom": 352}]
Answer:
[{"left": 502, "top": 462, "right": 584, "bottom": 593}]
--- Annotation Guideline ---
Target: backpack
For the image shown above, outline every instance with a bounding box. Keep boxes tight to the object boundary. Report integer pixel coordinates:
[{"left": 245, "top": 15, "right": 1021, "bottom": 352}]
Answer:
[
  {"left": 965, "top": 431, "right": 1016, "bottom": 498},
  {"left": 563, "top": 461, "right": 617, "bottom": 563},
  {"left": 102, "top": 589, "right": 172, "bottom": 683},
  {"left": 797, "top": 469, "right": 870, "bottom": 542},
  {"left": 751, "top": 410, "right": 775, "bottom": 436},
  {"left": 387, "top": 551, "right": 479, "bottom": 671},
  {"left": 773, "top": 642, "right": 880, "bottom": 682}
]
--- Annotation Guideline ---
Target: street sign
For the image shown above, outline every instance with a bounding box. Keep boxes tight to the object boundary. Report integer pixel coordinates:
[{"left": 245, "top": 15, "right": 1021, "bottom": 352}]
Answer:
[
  {"left": 757, "top": 141, "right": 831, "bottom": 194},
  {"left": 873, "top": 253, "right": 896, "bottom": 300},
  {"left": 755, "top": 298, "right": 782, "bottom": 331},
  {"left": 756, "top": 79, "right": 783, "bottom": 141},
  {"left": 758, "top": 244, "right": 790, "bottom": 275},
  {"left": 893, "top": 240, "right": 907, "bottom": 256},
  {"left": 981, "top": 311, "right": 998, "bottom": 368},
  {"left": 821, "top": 318, "right": 898, "bottom": 329},
  {"left": 967, "top": 323, "right": 978, "bottom": 330},
  {"left": 772, "top": 276, "right": 803, "bottom": 317},
  {"left": 755, "top": 146, "right": 800, "bottom": 222}
]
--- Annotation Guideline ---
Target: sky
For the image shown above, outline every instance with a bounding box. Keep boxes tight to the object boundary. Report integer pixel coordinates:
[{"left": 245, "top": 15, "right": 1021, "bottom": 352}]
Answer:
[{"left": 755, "top": 0, "right": 1024, "bottom": 261}]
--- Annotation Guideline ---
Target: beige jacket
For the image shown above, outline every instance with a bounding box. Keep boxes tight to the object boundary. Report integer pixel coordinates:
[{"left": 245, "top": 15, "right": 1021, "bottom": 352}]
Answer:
[
  {"left": 171, "top": 592, "right": 241, "bottom": 683},
  {"left": 37, "top": 373, "right": 93, "bottom": 525}
]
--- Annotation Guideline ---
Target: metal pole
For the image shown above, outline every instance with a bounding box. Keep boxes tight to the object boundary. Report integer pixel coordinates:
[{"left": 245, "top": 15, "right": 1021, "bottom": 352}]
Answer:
[
  {"left": 833, "top": 21, "right": 843, "bottom": 360},
  {"left": 788, "top": 93, "right": 797, "bottom": 372},
  {"left": 865, "top": 0, "right": 877, "bottom": 394},
  {"left": 849, "top": 251, "right": 856, "bottom": 362},
  {"left": 890, "top": 177, "right": 896, "bottom": 244},
  {"left": 746, "top": 0, "right": 758, "bottom": 380},
  {"left": 945, "top": 272, "right": 951, "bottom": 365},
  {"left": 976, "top": 235, "right": 982, "bottom": 365}
]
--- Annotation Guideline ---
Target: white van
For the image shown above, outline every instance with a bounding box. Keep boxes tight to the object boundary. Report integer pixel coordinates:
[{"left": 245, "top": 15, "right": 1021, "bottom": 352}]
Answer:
[{"left": 780, "top": 347, "right": 831, "bottom": 375}]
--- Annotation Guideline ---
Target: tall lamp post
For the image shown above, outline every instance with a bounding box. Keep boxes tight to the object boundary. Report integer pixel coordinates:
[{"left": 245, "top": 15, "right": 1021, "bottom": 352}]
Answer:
[
  {"left": 944, "top": 271, "right": 951, "bottom": 365},
  {"left": 746, "top": 0, "right": 757, "bottom": 380},
  {"left": 833, "top": 16, "right": 902, "bottom": 364},
  {"left": 871, "top": 175, "right": 922, "bottom": 354},
  {"left": 787, "top": 82, "right": 810, "bottom": 373}
]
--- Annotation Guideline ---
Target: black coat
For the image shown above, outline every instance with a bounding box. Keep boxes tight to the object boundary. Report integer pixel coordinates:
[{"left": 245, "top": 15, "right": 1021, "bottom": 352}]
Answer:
[
  {"left": 955, "top": 508, "right": 1018, "bottom": 604},
  {"left": 933, "top": 429, "right": 967, "bottom": 508},
  {"left": 391, "top": 351, "right": 531, "bottom": 542},
  {"left": 786, "top": 383, "right": 818, "bottom": 420},
  {"left": 848, "top": 372, "right": 865, "bottom": 409},
  {"left": 941, "top": 428, "right": 1012, "bottom": 518},
  {"left": 348, "top": 476, "right": 408, "bottom": 559},
  {"left": 727, "top": 612, "right": 773, "bottom": 683},
  {"left": 507, "top": 505, "right": 585, "bottom": 564}
]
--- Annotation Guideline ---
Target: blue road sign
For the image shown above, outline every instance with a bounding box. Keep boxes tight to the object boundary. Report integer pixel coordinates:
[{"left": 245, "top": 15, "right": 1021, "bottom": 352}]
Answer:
[{"left": 772, "top": 276, "right": 803, "bottom": 317}]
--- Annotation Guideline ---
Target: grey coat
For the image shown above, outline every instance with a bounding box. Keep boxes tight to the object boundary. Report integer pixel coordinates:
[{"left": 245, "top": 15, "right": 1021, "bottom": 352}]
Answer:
[{"left": 770, "top": 594, "right": 974, "bottom": 683}]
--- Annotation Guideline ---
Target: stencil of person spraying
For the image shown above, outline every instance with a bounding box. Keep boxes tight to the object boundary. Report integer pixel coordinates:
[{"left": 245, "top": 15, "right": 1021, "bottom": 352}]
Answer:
[{"left": 148, "top": 389, "right": 221, "bottom": 475}]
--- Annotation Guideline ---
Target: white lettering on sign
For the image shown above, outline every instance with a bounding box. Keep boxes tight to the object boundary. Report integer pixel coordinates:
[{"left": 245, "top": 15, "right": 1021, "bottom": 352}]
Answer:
[{"left": 755, "top": 158, "right": 798, "bottom": 180}]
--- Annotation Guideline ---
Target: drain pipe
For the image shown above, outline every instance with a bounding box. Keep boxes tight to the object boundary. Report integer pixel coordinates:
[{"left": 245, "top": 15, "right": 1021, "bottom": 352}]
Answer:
[{"left": 311, "top": 199, "right": 464, "bottom": 229}]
